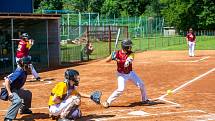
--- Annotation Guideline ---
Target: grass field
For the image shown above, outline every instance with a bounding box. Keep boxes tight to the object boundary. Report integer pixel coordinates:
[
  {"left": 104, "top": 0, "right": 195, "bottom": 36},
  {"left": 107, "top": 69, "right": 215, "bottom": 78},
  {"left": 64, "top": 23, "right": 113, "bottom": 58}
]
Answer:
[
  {"left": 156, "top": 36, "right": 215, "bottom": 50},
  {"left": 60, "top": 35, "right": 215, "bottom": 62}
]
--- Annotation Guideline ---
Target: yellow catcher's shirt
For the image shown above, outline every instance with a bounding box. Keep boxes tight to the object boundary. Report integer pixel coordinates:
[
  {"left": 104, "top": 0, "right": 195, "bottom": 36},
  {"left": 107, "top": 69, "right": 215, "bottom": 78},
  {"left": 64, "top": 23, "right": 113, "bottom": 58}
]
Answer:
[{"left": 48, "top": 82, "right": 79, "bottom": 106}]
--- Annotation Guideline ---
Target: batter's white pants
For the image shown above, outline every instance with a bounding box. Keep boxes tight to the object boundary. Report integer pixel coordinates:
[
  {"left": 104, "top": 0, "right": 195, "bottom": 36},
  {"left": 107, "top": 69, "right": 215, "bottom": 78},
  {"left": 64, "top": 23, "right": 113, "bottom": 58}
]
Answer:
[
  {"left": 106, "top": 71, "right": 148, "bottom": 105},
  {"left": 188, "top": 41, "right": 195, "bottom": 57},
  {"left": 49, "top": 96, "right": 80, "bottom": 117},
  {"left": 16, "top": 57, "right": 39, "bottom": 79}
]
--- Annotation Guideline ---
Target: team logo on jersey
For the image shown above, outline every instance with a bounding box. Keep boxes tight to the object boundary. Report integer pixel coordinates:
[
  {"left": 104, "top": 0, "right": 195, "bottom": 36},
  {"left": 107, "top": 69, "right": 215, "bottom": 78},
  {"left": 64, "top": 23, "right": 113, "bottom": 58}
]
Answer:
[{"left": 189, "top": 34, "right": 193, "bottom": 39}]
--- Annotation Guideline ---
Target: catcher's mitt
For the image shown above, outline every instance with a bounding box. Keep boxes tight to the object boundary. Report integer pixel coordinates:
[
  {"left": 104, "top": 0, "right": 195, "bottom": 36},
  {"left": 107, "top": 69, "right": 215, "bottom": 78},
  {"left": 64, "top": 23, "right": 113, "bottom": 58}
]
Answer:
[{"left": 90, "top": 91, "right": 102, "bottom": 104}]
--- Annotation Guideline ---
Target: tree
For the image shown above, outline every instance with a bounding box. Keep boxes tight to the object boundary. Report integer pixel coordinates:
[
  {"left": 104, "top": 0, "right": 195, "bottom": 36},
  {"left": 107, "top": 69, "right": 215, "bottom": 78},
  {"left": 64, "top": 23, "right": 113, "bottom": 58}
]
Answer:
[
  {"left": 198, "top": 0, "right": 215, "bottom": 29},
  {"left": 88, "top": 0, "right": 105, "bottom": 13},
  {"left": 101, "top": 0, "right": 120, "bottom": 18},
  {"left": 143, "top": 0, "right": 162, "bottom": 17},
  {"left": 63, "top": 0, "right": 89, "bottom": 12},
  {"left": 37, "top": 0, "right": 63, "bottom": 11},
  {"left": 34, "top": 0, "right": 43, "bottom": 9},
  {"left": 119, "top": 0, "right": 149, "bottom": 17},
  {"left": 160, "top": 0, "right": 198, "bottom": 30}
]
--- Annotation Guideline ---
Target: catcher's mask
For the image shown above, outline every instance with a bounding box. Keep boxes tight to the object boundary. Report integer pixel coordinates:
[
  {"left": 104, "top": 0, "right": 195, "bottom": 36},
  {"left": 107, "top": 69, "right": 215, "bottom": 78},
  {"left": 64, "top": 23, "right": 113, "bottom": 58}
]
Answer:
[
  {"left": 18, "top": 57, "right": 31, "bottom": 72},
  {"left": 121, "top": 39, "right": 132, "bottom": 51},
  {"left": 65, "top": 69, "right": 80, "bottom": 86},
  {"left": 21, "top": 33, "right": 29, "bottom": 39}
]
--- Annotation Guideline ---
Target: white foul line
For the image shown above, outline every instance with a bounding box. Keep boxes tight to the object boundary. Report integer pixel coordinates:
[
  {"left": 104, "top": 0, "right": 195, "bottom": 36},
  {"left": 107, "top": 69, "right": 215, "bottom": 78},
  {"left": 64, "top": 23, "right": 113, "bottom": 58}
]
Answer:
[
  {"left": 168, "top": 56, "right": 210, "bottom": 63},
  {"left": 96, "top": 110, "right": 207, "bottom": 121},
  {"left": 24, "top": 81, "right": 52, "bottom": 87},
  {"left": 159, "top": 68, "right": 215, "bottom": 99},
  {"left": 198, "top": 56, "right": 210, "bottom": 62}
]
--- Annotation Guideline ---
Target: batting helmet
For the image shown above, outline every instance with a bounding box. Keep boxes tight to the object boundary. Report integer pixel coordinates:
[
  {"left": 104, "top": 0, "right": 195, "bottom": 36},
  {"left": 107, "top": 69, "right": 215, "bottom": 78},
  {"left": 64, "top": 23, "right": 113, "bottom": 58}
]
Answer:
[
  {"left": 21, "top": 33, "right": 29, "bottom": 39},
  {"left": 121, "top": 39, "right": 132, "bottom": 50},
  {"left": 65, "top": 69, "right": 80, "bottom": 86}
]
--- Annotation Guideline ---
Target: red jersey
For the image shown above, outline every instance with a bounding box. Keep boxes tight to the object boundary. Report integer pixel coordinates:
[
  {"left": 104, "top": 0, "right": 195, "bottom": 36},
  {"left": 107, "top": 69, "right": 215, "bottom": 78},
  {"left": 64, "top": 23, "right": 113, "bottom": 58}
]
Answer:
[
  {"left": 186, "top": 32, "right": 196, "bottom": 42},
  {"left": 116, "top": 50, "right": 133, "bottom": 74},
  {"left": 16, "top": 39, "right": 30, "bottom": 58}
]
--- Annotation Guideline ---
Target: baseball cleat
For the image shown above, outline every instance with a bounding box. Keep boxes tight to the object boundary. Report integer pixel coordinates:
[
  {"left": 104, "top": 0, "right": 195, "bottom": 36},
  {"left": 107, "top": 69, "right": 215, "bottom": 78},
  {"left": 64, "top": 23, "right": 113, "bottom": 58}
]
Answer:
[
  {"left": 102, "top": 101, "right": 110, "bottom": 108},
  {"left": 142, "top": 99, "right": 155, "bottom": 105},
  {"left": 19, "top": 108, "right": 32, "bottom": 114},
  {"left": 36, "top": 77, "right": 41, "bottom": 81},
  {"left": 4, "top": 118, "right": 12, "bottom": 121}
]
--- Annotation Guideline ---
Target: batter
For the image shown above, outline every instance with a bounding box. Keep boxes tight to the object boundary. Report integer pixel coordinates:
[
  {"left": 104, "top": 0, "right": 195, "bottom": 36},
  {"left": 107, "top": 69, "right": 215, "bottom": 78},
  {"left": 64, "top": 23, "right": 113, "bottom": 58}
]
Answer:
[{"left": 102, "top": 39, "right": 153, "bottom": 108}]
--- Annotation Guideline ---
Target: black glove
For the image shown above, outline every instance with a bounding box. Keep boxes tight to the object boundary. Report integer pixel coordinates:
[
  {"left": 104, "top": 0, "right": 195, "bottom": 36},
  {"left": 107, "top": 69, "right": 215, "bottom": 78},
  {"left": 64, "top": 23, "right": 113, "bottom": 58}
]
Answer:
[{"left": 90, "top": 91, "right": 102, "bottom": 104}]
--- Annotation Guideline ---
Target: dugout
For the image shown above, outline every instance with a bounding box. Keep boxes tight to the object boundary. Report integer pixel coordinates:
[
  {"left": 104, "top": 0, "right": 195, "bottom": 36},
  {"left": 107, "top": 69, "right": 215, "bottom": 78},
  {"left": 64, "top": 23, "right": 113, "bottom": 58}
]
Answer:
[{"left": 0, "top": 13, "right": 61, "bottom": 74}]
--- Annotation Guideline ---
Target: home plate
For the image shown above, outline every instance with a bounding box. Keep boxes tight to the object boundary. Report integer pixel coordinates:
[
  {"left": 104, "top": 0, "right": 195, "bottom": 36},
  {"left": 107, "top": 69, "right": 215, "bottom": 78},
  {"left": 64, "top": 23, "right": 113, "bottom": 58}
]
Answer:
[{"left": 128, "top": 111, "right": 150, "bottom": 116}]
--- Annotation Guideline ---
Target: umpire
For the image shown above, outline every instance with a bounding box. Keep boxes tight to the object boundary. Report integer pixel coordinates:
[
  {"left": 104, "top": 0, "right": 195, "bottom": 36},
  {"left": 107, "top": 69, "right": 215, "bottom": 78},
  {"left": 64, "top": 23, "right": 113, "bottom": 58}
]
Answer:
[{"left": 3, "top": 57, "right": 32, "bottom": 121}]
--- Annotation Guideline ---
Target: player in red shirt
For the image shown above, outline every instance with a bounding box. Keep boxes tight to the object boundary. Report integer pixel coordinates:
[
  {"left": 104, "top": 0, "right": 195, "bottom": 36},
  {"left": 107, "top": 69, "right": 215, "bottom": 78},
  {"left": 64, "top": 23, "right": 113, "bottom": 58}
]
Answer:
[
  {"left": 186, "top": 28, "right": 196, "bottom": 57},
  {"left": 16, "top": 33, "right": 40, "bottom": 81},
  {"left": 102, "top": 39, "right": 153, "bottom": 108}
]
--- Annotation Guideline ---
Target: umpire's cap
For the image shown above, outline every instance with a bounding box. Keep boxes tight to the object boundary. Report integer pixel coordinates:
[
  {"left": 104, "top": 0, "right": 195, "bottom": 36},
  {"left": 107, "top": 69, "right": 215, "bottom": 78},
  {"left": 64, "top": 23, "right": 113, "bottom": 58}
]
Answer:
[{"left": 121, "top": 39, "right": 132, "bottom": 49}]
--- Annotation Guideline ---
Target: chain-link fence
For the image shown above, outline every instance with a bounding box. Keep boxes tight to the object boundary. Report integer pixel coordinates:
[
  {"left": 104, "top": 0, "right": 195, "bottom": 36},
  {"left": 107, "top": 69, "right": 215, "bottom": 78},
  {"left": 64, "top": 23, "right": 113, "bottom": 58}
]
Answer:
[
  {"left": 60, "top": 24, "right": 215, "bottom": 64},
  {"left": 60, "top": 14, "right": 164, "bottom": 40},
  {"left": 60, "top": 25, "right": 128, "bottom": 63}
]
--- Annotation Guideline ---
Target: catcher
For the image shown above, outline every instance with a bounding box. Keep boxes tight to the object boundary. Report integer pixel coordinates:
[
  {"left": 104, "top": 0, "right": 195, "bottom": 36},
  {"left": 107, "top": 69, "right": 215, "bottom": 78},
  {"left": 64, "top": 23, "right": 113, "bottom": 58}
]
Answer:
[
  {"left": 102, "top": 39, "right": 153, "bottom": 108},
  {"left": 48, "top": 69, "right": 102, "bottom": 121}
]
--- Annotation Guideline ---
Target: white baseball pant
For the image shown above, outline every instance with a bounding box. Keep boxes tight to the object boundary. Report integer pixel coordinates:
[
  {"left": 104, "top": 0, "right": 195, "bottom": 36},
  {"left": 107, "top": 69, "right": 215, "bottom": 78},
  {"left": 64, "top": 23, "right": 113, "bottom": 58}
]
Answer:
[
  {"left": 49, "top": 96, "right": 80, "bottom": 118},
  {"left": 106, "top": 71, "right": 148, "bottom": 105},
  {"left": 188, "top": 41, "right": 195, "bottom": 57}
]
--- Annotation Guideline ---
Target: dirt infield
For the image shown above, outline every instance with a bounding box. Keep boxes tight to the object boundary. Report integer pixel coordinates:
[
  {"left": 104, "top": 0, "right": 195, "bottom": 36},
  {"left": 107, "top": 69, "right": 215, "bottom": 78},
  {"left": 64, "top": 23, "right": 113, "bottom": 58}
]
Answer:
[{"left": 0, "top": 50, "right": 215, "bottom": 121}]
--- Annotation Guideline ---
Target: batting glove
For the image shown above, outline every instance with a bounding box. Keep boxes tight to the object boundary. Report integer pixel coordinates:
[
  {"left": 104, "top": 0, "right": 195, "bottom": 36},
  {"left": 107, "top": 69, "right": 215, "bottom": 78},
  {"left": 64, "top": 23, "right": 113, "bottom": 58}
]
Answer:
[{"left": 111, "top": 51, "right": 116, "bottom": 60}]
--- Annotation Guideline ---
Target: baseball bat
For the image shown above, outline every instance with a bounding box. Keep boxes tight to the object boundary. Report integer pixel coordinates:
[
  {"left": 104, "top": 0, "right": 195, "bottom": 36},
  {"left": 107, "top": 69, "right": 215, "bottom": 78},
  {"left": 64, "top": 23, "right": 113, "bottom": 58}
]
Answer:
[
  {"left": 114, "top": 28, "right": 121, "bottom": 51},
  {"left": 11, "top": 39, "right": 21, "bottom": 41}
]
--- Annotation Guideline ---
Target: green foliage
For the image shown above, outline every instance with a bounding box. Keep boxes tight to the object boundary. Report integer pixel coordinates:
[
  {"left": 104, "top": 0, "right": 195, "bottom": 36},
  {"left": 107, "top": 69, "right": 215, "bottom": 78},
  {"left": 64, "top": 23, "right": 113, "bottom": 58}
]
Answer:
[
  {"left": 144, "top": 5, "right": 157, "bottom": 17},
  {"left": 160, "top": 0, "right": 215, "bottom": 30},
  {"left": 34, "top": 0, "right": 43, "bottom": 9},
  {"left": 198, "top": 0, "right": 215, "bottom": 29},
  {"left": 160, "top": 0, "right": 189, "bottom": 30},
  {"left": 101, "top": 0, "right": 120, "bottom": 18},
  {"left": 143, "top": 0, "right": 161, "bottom": 17},
  {"left": 88, "top": 0, "right": 105, "bottom": 13},
  {"left": 34, "top": 0, "right": 215, "bottom": 30},
  {"left": 63, "top": 0, "right": 88, "bottom": 12}
]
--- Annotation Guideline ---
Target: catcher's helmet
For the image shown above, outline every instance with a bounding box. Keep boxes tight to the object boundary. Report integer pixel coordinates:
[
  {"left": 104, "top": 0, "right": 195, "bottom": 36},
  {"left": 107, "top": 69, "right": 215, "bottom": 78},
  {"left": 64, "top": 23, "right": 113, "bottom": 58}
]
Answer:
[
  {"left": 21, "top": 33, "right": 29, "bottom": 39},
  {"left": 121, "top": 39, "right": 132, "bottom": 50},
  {"left": 65, "top": 69, "right": 80, "bottom": 86}
]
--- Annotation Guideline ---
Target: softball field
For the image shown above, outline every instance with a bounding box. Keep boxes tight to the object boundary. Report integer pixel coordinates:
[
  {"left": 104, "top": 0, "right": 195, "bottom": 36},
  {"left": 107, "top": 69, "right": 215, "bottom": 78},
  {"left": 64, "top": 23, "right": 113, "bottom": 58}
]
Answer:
[{"left": 0, "top": 50, "right": 215, "bottom": 121}]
